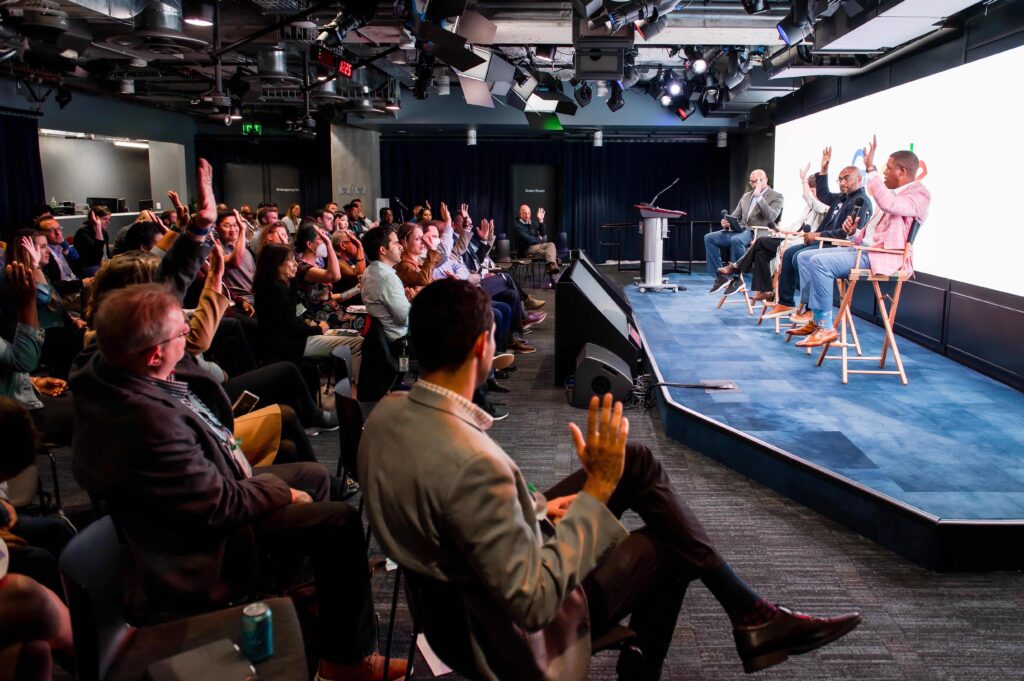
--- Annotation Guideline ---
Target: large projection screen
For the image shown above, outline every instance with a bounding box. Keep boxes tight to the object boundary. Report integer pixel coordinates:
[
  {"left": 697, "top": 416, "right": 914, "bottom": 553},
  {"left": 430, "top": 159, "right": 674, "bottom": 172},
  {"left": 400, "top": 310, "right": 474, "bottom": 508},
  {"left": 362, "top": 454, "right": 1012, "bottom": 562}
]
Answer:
[{"left": 773, "top": 45, "right": 1024, "bottom": 297}]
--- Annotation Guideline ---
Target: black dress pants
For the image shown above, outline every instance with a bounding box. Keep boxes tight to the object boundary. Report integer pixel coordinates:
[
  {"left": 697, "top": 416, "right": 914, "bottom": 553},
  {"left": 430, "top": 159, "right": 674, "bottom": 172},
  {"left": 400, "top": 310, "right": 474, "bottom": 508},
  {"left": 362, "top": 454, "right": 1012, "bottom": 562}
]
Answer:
[
  {"left": 543, "top": 444, "right": 724, "bottom": 677},
  {"left": 259, "top": 463, "right": 377, "bottom": 664},
  {"left": 223, "top": 361, "right": 320, "bottom": 427},
  {"left": 744, "top": 236, "right": 783, "bottom": 292}
]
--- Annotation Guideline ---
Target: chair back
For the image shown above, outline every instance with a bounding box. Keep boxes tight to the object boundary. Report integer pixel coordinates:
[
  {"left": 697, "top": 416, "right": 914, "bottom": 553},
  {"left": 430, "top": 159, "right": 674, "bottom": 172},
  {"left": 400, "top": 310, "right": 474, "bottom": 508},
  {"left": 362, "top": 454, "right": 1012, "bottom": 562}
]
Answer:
[
  {"left": 59, "top": 516, "right": 133, "bottom": 681},
  {"left": 493, "top": 238, "right": 511, "bottom": 263},
  {"left": 907, "top": 219, "right": 922, "bottom": 245},
  {"left": 403, "top": 569, "right": 479, "bottom": 679},
  {"left": 358, "top": 318, "right": 399, "bottom": 404}
]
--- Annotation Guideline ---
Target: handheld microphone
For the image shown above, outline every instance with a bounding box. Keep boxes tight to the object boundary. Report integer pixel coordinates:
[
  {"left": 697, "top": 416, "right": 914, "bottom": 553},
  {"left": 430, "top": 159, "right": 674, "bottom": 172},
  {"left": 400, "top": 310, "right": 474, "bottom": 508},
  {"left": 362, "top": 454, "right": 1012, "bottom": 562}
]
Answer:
[
  {"left": 720, "top": 209, "right": 729, "bottom": 217},
  {"left": 847, "top": 197, "right": 865, "bottom": 232}
]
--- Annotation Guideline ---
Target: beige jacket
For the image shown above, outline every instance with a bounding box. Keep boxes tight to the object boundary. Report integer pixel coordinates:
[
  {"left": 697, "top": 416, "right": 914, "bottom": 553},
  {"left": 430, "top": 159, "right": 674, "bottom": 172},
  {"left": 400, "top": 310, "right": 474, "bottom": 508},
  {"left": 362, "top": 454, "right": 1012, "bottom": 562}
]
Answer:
[{"left": 359, "top": 384, "right": 627, "bottom": 681}]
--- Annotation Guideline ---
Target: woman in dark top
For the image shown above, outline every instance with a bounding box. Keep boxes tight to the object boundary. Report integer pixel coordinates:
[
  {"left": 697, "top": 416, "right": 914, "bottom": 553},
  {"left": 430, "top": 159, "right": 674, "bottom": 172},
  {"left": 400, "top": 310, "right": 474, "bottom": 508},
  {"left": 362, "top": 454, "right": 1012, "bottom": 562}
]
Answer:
[{"left": 253, "top": 243, "right": 362, "bottom": 378}]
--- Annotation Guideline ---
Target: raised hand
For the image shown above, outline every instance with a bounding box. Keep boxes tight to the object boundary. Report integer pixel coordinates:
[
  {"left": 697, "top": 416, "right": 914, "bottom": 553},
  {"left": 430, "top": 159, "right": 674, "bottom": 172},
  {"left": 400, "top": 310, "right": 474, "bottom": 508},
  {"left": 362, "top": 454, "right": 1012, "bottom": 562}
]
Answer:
[
  {"left": 206, "top": 238, "right": 225, "bottom": 291},
  {"left": 438, "top": 202, "right": 451, "bottom": 225},
  {"left": 88, "top": 210, "right": 103, "bottom": 237},
  {"left": 568, "top": 393, "right": 629, "bottom": 504},
  {"left": 460, "top": 203, "right": 469, "bottom": 220},
  {"left": 168, "top": 189, "right": 189, "bottom": 223},
  {"left": 863, "top": 134, "right": 878, "bottom": 171},
  {"left": 19, "top": 236, "right": 41, "bottom": 269},
  {"left": 5, "top": 262, "right": 36, "bottom": 305},
  {"left": 800, "top": 162, "right": 811, "bottom": 181},
  {"left": 820, "top": 146, "right": 832, "bottom": 173},
  {"left": 194, "top": 158, "right": 217, "bottom": 232},
  {"left": 537, "top": 207, "right": 546, "bottom": 223}
]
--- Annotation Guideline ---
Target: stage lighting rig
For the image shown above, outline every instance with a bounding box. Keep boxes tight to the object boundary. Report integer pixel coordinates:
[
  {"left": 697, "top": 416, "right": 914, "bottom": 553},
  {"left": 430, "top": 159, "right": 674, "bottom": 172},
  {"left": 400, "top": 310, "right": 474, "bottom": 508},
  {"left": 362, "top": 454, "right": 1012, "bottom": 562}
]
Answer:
[
  {"left": 574, "top": 81, "right": 593, "bottom": 107},
  {"left": 741, "top": 0, "right": 770, "bottom": 14},
  {"left": 777, "top": 0, "right": 816, "bottom": 46},
  {"left": 607, "top": 80, "right": 624, "bottom": 112},
  {"left": 316, "top": 1, "right": 377, "bottom": 50},
  {"left": 587, "top": 0, "right": 677, "bottom": 34},
  {"left": 665, "top": 69, "right": 682, "bottom": 96}
]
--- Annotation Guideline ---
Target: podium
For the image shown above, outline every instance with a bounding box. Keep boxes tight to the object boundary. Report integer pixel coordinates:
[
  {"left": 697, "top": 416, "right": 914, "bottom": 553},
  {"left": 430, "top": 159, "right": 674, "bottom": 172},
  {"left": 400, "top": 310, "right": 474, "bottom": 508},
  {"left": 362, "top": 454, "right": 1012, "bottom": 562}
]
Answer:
[{"left": 633, "top": 204, "right": 686, "bottom": 293}]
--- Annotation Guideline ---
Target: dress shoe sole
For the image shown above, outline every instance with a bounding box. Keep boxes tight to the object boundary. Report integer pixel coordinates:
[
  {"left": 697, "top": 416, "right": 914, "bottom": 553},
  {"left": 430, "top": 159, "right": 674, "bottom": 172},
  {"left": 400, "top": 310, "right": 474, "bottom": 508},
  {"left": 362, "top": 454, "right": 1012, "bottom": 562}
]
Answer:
[{"left": 742, "top": 614, "right": 861, "bottom": 674}]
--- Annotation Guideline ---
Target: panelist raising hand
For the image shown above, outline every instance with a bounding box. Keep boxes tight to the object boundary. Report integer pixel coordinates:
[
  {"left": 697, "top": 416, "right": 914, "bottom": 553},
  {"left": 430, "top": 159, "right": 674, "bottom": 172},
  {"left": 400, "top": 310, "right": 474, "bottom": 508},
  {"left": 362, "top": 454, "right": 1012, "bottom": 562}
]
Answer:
[
  {"left": 863, "top": 134, "right": 878, "bottom": 172},
  {"left": 820, "top": 146, "right": 832, "bottom": 174},
  {"left": 568, "top": 393, "right": 629, "bottom": 504}
]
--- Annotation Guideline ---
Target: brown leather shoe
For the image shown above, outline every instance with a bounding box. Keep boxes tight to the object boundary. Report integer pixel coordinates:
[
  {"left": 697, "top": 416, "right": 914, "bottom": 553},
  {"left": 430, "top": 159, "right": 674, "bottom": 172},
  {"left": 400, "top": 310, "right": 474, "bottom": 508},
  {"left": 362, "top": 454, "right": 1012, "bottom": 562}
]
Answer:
[
  {"left": 796, "top": 328, "right": 838, "bottom": 347},
  {"left": 545, "top": 262, "right": 560, "bottom": 274},
  {"left": 733, "top": 606, "right": 861, "bottom": 674},
  {"left": 790, "top": 311, "right": 813, "bottom": 323},
  {"left": 786, "top": 321, "right": 818, "bottom": 337},
  {"left": 718, "top": 263, "right": 738, "bottom": 276},
  {"left": 316, "top": 653, "right": 409, "bottom": 681},
  {"left": 509, "top": 338, "right": 537, "bottom": 354},
  {"left": 524, "top": 295, "right": 546, "bottom": 310},
  {"left": 762, "top": 304, "right": 796, "bottom": 320},
  {"left": 752, "top": 291, "right": 774, "bottom": 302}
]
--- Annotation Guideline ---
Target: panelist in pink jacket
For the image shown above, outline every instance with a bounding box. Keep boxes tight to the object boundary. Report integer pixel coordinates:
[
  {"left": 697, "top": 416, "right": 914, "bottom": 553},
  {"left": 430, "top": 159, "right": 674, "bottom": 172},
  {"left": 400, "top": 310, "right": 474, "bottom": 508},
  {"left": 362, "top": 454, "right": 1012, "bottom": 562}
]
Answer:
[{"left": 791, "top": 136, "right": 931, "bottom": 348}]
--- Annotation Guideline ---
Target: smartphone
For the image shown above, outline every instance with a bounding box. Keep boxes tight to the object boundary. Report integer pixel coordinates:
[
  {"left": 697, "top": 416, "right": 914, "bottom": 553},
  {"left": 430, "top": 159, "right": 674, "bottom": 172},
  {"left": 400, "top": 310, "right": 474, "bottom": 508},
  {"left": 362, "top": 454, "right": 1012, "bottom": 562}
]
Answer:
[{"left": 231, "top": 390, "right": 260, "bottom": 417}]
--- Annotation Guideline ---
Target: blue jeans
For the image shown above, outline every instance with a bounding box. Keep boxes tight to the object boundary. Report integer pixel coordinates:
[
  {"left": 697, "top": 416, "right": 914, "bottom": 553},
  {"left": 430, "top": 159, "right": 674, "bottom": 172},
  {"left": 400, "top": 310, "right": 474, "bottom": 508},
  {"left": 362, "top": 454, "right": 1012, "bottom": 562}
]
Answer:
[
  {"left": 703, "top": 229, "right": 752, "bottom": 274},
  {"left": 492, "top": 301, "right": 511, "bottom": 349},
  {"left": 804, "top": 247, "right": 861, "bottom": 313},
  {"left": 776, "top": 242, "right": 812, "bottom": 306}
]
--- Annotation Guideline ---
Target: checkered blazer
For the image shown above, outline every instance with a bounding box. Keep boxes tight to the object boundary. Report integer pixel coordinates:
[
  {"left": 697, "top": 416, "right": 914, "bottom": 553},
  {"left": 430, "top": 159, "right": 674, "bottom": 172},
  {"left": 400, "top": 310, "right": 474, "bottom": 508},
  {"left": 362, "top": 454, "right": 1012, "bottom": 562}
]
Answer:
[{"left": 852, "top": 172, "right": 931, "bottom": 277}]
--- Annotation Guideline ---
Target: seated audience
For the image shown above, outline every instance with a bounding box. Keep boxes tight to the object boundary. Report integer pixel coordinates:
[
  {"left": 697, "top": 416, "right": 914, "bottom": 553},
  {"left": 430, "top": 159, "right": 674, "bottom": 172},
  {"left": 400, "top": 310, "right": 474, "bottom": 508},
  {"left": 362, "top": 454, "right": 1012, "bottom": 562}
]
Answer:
[
  {"left": 715, "top": 167, "right": 829, "bottom": 300},
  {"left": 359, "top": 227, "right": 410, "bottom": 349},
  {"left": 348, "top": 199, "right": 375, "bottom": 232},
  {"left": 72, "top": 206, "right": 111, "bottom": 277},
  {"left": 360, "top": 279, "right": 861, "bottom": 680},
  {"left": 37, "top": 217, "right": 90, "bottom": 302},
  {"left": 251, "top": 220, "right": 290, "bottom": 258},
  {"left": 511, "top": 204, "right": 559, "bottom": 282},
  {"left": 214, "top": 210, "right": 256, "bottom": 316},
  {"left": 10, "top": 231, "right": 83, "bottom": 379},
  {"left": 257, "top": 204, "right": 280, "bottom": 235},
  {"left": 765, "top": 148, "right": 873, "bottom": 320},
  {"left": 253, "top": 243, "right": 362, "bottom": 379},
  {"left": 111, "top": 217, "right": 166, "bottom": 257},
  {"left": 0, "top": 397, "right": 74, "bottom": 596},
  {"left": 706, "top": 169, "right": 783, "bottom": 288},
  {"left": 378, "top": 206, "right": 395, "bottom": 228},
  {"left": 281, "top": 203, "right": 302, "bottom": 237},
  {"left": 394, "top": 222, "right": 442, "bottom": 291},
  {"left": 293, "top": 225, "right": 357, "bottom": 329},
  {"left": 71, "top": 283, "right": 404, "bottom": 680},
  {"left": 331, "top": 228, "right": 366, "bottom": 294},
  {"left": 793, "top": 139, "right": 929, "bottom": 347}
]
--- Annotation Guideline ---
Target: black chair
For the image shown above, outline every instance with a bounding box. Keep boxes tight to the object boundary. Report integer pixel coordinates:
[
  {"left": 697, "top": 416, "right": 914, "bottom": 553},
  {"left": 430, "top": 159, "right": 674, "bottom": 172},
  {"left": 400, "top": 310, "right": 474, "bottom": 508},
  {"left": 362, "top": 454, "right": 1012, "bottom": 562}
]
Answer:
[
  {"left": 59, "top": 516, "right": 307, "bottom": 681},
  {"left": 358, "top": 318, "right": 400, "bottom": 404},
  {"left": 396, "top": 568, "right": 645, "bottom": 681}
]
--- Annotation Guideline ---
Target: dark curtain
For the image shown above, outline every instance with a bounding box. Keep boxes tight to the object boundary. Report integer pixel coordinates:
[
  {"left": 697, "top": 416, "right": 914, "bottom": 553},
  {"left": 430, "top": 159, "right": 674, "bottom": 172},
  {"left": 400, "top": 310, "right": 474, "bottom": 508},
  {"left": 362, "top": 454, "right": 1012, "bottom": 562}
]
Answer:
[
  {"left": 0, "top": 113, "right": 45, "bottom": 243},
  {"left": 195, "top": 128, "right": 331, "bottom": 212},
  {"left": 380, "top": 137, "right": 730, "bottom": 262}
]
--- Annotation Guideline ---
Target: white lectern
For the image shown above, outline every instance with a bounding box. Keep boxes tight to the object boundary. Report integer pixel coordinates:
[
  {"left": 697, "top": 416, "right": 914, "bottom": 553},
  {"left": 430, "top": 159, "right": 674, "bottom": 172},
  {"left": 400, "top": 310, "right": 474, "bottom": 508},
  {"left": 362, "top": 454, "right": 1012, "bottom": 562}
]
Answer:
[{"left": 633, "top": 204, "right": 686, "bottom": 293}]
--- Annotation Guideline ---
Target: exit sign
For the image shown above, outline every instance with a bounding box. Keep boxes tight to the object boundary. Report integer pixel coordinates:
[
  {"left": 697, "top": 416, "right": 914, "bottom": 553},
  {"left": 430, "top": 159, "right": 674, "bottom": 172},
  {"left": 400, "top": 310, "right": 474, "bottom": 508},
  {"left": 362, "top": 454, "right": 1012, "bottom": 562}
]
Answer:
[{"left": 242, "top": 123, "right": 262, "bottom": 136}]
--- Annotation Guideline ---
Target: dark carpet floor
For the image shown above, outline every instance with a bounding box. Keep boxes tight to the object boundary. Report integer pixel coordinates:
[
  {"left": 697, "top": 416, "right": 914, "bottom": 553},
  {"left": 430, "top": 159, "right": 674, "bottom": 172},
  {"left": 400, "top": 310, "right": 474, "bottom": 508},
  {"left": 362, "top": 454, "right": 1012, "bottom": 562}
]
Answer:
[{"left": 42, "top": 267, "right": 1024, "bottom": 680}]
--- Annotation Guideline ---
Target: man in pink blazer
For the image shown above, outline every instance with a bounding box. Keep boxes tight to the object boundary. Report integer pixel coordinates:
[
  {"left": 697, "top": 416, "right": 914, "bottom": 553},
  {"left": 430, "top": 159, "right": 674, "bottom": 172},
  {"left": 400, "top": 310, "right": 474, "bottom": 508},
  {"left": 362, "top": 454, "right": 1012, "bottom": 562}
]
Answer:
[{"left": 791, "top": 136, "right": 931, "bottom": 348}]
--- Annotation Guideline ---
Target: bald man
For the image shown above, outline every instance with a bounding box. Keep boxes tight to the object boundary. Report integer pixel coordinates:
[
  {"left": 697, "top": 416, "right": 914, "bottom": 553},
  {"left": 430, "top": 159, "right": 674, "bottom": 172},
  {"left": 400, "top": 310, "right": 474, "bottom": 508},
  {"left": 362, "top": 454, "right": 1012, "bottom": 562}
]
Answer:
[
  {"left": 765, "top": 148, "right": 873, "bottom": 321},
  {"left": 706, "top": 169, "right": 783, "bottom": 291}
]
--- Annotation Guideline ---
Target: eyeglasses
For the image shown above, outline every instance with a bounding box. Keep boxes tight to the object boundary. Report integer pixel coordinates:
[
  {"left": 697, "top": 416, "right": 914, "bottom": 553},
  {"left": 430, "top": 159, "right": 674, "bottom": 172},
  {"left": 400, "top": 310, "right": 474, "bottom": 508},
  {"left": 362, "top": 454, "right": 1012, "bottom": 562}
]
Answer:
[
  {"left": 749, "top": 178, "right": 763, "bottom": 185},
  {"left": 144, "top": 324, "right": 189, "bottom": 352},
  {"left": 838, "top": 175, "right": 857, "bottom": 182}
]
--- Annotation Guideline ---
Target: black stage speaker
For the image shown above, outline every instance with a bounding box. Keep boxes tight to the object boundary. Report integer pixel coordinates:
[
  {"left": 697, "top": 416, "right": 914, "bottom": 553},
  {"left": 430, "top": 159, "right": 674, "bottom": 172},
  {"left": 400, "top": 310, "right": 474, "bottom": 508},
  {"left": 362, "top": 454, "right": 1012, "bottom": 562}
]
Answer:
[
  {"left": 554, "top": 250, "right": 641, "bottom": 386},
  {"left": 572, "top": 343, "right": 634, "bottom": 407}
]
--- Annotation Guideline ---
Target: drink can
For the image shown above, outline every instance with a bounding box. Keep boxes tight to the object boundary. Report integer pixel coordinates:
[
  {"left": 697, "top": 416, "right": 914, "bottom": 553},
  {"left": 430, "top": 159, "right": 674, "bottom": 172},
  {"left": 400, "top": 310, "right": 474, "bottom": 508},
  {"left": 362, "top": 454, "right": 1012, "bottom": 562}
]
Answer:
[{"left": 241, "top": 601, "right": 274, "bottom": 661}]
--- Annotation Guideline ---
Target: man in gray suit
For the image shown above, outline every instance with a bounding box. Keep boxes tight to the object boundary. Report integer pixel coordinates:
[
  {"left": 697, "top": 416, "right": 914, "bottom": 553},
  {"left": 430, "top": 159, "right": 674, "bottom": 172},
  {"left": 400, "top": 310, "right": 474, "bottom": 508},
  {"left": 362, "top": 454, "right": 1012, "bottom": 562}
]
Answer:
[
  {"left": 359, "top": 280, "right": 859, "bottom": 680},
  {"left": 705, "top": 169, "right": 784, "bottom": 289}
]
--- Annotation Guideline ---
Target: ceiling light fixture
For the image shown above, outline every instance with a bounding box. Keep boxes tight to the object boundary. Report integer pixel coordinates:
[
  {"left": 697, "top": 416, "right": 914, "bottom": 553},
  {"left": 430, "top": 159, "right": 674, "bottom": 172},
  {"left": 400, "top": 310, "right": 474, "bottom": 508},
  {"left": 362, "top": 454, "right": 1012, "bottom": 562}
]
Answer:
[
  {"left": 635, "top": 15, "right": 667, "bottom": 41},
  {"left": 777, "top": 0, "right": 815, "bottom": 46},
  {"left": 593, "top": 130, "right": 603, "bottom": 148},
  {"left": 659, "top": 92, "right": 672, "bottom": 107},
  {"left": 182, "top": 0, "right": 214, "bottom": 27},
  {"left": 113, "top": 140, "right": 149, "bottom": 149},
  {"left": 740, "top": 0, "right": 770, "bottom": 14},
  {"left": 229, "top": 106, "right": 243, "bottom": 120},
  {"left": 467, "top": 128, "right": 477, "bottom": 146},
  {"left": 534, "top": 45, "right": 555, "bottom": 63}
]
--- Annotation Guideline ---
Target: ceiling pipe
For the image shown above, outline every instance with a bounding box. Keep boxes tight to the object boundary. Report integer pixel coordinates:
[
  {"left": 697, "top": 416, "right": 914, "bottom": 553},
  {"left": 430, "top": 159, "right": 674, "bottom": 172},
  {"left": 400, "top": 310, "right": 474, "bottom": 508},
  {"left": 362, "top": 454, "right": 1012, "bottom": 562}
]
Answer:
[{"left": 213, "top": 0, "right": 338, "bottom": 58}]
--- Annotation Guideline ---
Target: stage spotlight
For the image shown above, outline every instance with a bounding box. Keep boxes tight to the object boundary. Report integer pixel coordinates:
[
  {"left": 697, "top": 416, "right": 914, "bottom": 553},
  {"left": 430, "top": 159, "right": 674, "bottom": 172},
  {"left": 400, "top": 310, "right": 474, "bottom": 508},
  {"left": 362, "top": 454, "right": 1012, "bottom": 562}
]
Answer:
[
  {"left": 574, "top": 81, "right": 593, "bottom": 107},
  {"left": 666, "top": 70, "right": 682, "bottom": 96},
  {"left": 182, "top": 0, "right": 214, "bottom": 27},
  {"left": 676, "top": 100, "right": 695, "bottom": 121},
  {"left": 740, "top": 0, "right": 770, "bottom": 14},
  {"left": 317, "top": 4, "right": 374, "bottom": 49},
  {"left": 56, "top": 85, "right": 72, "bottom": 109},
  {"left": 607, "top": 80, "right": 624, "bottom": 112},
  {"left": 691, "top": 57, "right": 707, "bottom": 75},
  {"left": 659, "top": 91, "right": 672, "bottom": 107},
  {"left": 635, "top": 15, "right": 667, "bottom": 41},
  {"left": 777, "top": 0, "right": 815, "bottom": 46},
  {"left": 229, "top": 105, "right": 243, "bottom": 120}
]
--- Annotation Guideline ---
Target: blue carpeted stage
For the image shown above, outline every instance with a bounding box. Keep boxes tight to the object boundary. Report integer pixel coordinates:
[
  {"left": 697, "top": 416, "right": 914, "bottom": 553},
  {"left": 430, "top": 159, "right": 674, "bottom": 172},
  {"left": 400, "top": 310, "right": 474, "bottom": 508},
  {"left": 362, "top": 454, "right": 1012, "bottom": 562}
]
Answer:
[{"left": 626, "top": 272, "right": 1024, "bottom": 572}]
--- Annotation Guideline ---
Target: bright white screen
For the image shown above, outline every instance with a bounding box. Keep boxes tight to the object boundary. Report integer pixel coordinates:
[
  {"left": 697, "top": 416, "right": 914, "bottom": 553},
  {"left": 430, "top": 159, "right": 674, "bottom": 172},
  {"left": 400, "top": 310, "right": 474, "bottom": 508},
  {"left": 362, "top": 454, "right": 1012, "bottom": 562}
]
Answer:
[{"left": 773, "top": 44, "right": 1024, "bottom": 296}]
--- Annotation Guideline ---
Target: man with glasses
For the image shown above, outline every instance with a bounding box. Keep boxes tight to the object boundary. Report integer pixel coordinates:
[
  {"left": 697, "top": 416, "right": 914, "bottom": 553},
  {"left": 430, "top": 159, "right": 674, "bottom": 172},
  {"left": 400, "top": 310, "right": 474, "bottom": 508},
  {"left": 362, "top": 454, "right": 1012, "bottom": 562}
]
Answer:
[
  {"left": 764, "top": 148, "right": 873, "bottom": 322},
  {"left": 706, "top": 169, "right": 783, "bottom": 291},
  {"left": 37, "top": 216, "right": 92, "bottom": 305}
]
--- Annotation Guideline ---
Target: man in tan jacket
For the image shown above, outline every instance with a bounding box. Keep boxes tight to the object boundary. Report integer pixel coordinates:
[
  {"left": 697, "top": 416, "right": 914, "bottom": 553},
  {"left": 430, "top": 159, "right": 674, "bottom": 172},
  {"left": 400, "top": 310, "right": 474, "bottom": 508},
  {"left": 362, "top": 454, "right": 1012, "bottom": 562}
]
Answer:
[{"left": 359, "top": 280, "right": 860, "bottom": 680}]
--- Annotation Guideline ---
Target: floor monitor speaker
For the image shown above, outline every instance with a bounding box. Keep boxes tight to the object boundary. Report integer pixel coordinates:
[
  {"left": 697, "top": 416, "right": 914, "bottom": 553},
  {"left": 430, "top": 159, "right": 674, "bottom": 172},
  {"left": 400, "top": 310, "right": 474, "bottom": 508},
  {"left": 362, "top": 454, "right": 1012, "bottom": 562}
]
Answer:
[{"left": 572, "top": 343, "right": 634, "bottom": 408}]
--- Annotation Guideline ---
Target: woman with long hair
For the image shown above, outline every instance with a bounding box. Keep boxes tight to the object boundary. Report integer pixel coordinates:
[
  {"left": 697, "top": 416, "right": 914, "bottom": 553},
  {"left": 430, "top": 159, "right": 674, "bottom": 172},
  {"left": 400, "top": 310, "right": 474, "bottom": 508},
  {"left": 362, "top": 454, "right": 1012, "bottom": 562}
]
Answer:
[
  {"left": 292, "top": 225, "right": 357, "bottom": 330},
  {"left": 281, "top": 202, "right": 302, "bottom": 237}
]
